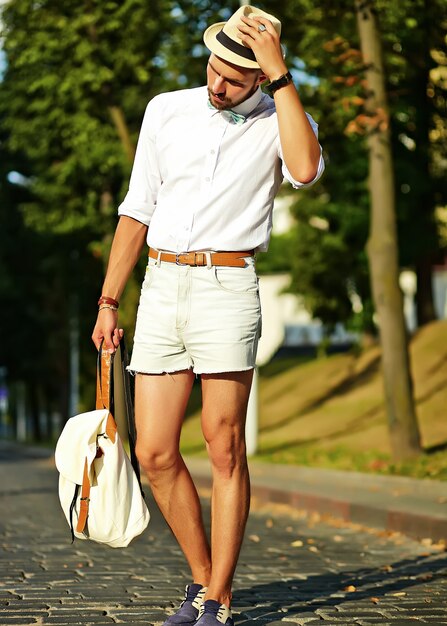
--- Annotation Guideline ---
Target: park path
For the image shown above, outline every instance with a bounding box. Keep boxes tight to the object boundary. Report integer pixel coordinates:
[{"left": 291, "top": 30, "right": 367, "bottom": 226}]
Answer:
[{"left": 1, "top": 441, "right": 447, "bottom": 626}]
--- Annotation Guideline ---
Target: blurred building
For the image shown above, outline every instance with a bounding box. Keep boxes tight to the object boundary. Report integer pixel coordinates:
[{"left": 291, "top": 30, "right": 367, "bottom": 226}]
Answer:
[{"left": 257, "top": 196, "right": 447, "bottom": 365}]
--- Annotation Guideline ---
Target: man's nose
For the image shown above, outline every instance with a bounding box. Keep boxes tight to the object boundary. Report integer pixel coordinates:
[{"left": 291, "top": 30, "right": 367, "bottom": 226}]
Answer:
[{"left": 212, "top": 76, "right": 225, "bottom": 93}]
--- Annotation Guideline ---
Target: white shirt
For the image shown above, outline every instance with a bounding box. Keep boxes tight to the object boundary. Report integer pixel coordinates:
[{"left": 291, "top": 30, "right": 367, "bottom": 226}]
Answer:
[{"left": 118, "top": 85, "right": 324, "bottom": 252}]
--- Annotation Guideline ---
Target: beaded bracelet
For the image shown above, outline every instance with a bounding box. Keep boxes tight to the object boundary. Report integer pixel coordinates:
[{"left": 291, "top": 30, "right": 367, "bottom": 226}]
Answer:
[{"left": 98, "top": 304, "right": 118, "bottom": 312}]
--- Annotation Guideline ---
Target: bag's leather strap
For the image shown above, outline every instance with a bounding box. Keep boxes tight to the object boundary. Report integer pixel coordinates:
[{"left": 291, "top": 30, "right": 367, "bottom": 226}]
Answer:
[
  {"left": 75, "top": 412, "right": 117, "bottom": 535},
  {"left": 96, "top": 345, "right": 113, "bottom": 411},
  {"left": 76, "top": 343, "right": 118, "bottom": 535},
  {"left": 75, "top": 337, "right": 141, "bottom": 537},
  {"left": 76, "top": 458, "right": 90, "bottom": 533},
  {"left": 148, "top": 247, "right": 254, "bottom": 268}
]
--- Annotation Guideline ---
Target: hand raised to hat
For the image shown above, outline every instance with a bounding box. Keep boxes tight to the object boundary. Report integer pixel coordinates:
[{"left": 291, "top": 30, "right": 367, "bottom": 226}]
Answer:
[{"left": 237, "top": 15, "right": 288, "bottom": 82}]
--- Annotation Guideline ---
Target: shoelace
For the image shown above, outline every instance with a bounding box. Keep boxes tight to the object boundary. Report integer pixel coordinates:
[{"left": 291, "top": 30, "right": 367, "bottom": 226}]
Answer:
[
  {"left": 179, "top": 585, "right": 200, "bottom": 608},
  {"left": 200, "top": 600, "right": 231, "bottom": 623},
  {"left": 186, "top": 587, "right": 199, "bottom": 602},
  {"left": 202, "top": 603, "right": 220, "bottom": 617},
  {"left": 207, "top": 100, "right": 246, "bottom": 125}
]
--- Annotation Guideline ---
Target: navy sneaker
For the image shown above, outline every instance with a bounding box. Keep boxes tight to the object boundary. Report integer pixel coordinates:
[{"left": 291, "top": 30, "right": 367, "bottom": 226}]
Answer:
[
  {"left": 162, "top": 584, "right": 207, "bottom": 626},
  {"left": 195, "top": 599, "right": 234, "bottom": 626}
]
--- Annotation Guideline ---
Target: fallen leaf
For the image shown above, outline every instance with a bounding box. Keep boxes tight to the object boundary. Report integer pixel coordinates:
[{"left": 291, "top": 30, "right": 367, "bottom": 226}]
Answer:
[
  {"left": 344, "top": 585, "right": 356, "bottom": 592},
  {"left": 370, "top": 597, "right": 380, "bottom": 604},
  {"left": 421, "top": 538, "right": 433, "bottom": 547},
  {"left": 333, "top": 535, "right": 343, "bottom": 542},
  {"left": 381, "top": 565, "right": 393, "bottom": 572},
  {"left": 291, "top": 540, "right": 304, "bottom": 547},
  {"left": 248, "top": 534, "right": 260, "bottom": 543},
  {"left": 265, "top": 519, "right": 274, "bottom": 528},
  {"left": 391, "top": 592, "right": 406, "bottom": 597},
  {"left": 309, "top": 546, "right": 319, "bottom": 553}
]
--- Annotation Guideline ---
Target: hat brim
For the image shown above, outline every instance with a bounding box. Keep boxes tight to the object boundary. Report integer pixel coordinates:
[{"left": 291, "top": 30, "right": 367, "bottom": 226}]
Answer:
[{"left": 203, "top": 23, "right": 261, "bottom": 70}]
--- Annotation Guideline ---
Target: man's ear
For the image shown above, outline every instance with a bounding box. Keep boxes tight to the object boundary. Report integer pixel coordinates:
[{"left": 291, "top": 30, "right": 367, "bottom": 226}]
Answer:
[{"left": 257, "top": 73, "right": 268, "bottom": 86}]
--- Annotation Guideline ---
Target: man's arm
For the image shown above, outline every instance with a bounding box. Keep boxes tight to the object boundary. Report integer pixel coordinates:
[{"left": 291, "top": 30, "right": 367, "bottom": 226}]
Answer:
[
  {"left": 92, "top": 216, "right": 148, "bottom": 351},
  {"left": 238, "top": 15, "right": 321, "bottom": 183}
]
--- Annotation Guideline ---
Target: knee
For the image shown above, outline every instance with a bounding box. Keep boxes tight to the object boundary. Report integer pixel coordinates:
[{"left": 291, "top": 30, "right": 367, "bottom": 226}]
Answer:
[
  {"left": 203, "top": 419, "right": 246, "bottom": 478},
  {"left": 135, "top": 444, "right": 180, "bottom": 479}
]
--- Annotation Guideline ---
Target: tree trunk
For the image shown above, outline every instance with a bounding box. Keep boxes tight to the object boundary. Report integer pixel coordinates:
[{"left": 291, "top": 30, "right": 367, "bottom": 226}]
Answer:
[
  {"left": 416, "top": 257, "right": 436, "bottom": 325},
  {"left": 412, "top": 0, "right": 437, "bottom": 326},
  {"left": 108, "top": 106, "right": 136, "bottom": 164},
  {"left": 28, "top": 381, "right": 41, "bottom": 441},
  {"left": 355, "top": 0, "right": 422, "bottom": 461}
]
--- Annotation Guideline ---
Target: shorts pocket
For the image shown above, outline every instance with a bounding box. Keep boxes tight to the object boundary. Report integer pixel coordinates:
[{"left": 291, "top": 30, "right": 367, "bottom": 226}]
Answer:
[
  {"left": 212, "top": 265, "right": 259, "bottom": 295},
  {"left": 141, "top": 264, "right": 156, "bottom": 291}
]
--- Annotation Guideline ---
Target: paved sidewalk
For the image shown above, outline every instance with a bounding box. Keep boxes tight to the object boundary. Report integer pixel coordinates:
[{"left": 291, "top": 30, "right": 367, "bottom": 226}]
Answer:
[
  {"left": 188, "top": 458, "right": 447, "bottom": 543},
  {"left": 1, "top": 440, "right": 447, "bottom": 625}
]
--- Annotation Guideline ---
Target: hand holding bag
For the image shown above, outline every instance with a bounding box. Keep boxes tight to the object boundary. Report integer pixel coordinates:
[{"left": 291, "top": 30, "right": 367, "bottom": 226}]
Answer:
[{"left": 55, "top": 337, "right": 150, "bottom": 548}]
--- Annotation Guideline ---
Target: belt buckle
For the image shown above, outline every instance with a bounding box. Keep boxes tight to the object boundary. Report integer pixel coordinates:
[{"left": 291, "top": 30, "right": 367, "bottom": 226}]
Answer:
[
  {"left": 175, "top": 252, "right": 206, "bottom": 266},
  {"left": 175, "top": 253, "right": 187, "bottom": 266}
]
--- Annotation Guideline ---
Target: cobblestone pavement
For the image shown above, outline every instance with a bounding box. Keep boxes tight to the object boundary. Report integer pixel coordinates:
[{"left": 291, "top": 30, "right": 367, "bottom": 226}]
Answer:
[{"left": 1, "top": 444, "right": 447, "bottom": 626}]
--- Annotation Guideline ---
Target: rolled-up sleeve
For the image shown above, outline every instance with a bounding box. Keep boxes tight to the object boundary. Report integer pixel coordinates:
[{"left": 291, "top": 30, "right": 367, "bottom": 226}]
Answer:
[
  {"left": 117, "top": 98, "right": 162, "bottom": 226},
  {"left": 279, "top": 112, "right": 325, "bottom": 189}
]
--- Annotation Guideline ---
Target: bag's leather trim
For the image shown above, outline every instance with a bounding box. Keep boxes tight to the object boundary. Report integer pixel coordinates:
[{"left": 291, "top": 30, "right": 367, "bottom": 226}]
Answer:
[
  {"left": 76, "top": 457, "right": 91, "bottom": 534},
  {"left": 106, "top": 412, "right": 117, "bottom": 443},
  {"left": 73, "top": 337, "right": 144, "bottom": 538},
  {"left": 96, "top": 345, "right": 113, "bottom": 410}
]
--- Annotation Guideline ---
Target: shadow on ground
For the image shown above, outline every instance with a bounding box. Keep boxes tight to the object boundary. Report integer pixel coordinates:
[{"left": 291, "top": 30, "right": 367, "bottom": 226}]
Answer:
[{"left": 234, "top": 552, "right": 447, "bottom": 624}]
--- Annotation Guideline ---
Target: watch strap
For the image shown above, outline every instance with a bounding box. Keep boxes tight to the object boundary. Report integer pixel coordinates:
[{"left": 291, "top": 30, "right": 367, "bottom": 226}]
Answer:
[{"left": 266, "top": 71, "right": 293, "bottom": 96}]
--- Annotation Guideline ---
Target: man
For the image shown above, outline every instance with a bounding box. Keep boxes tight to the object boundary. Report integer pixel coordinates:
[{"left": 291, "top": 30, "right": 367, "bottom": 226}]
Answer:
[{"left": 92, "top": 5, "right": 324, "bottom": 626}]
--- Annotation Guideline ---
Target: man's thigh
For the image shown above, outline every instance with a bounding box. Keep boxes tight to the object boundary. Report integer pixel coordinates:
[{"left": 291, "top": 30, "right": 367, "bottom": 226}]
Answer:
[
  {"left": 200, "top": 370, "right": 254, "bottom": 441},
  {"left": 135, "top": 369, "right": 195, "bottom": 451}
]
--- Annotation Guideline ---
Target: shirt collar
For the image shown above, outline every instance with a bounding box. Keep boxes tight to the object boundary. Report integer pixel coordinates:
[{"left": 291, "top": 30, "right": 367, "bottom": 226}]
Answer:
[
  {"left": 205, "top": 86, "right": 263, "bottom": 119},
  {"left": 232, "top": 87, "right": 263, "bottom": 116}
]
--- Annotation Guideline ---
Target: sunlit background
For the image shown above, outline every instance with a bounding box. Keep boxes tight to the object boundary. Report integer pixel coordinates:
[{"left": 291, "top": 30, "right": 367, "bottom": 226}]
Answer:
[{"left": 0, "top": 0, "right": 446, "bottom": 476}]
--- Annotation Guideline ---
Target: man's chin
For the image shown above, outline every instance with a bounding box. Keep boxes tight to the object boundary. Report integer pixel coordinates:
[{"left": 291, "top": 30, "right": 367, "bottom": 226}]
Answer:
[{"left": 209, "top": 93, "right": 232, "bottom": 110}]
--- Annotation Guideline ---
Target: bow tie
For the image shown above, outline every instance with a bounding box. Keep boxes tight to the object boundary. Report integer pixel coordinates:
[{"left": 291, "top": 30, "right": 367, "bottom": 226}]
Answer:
[{"left": 207, "top": 101, "right": 246, "bottom": 125}]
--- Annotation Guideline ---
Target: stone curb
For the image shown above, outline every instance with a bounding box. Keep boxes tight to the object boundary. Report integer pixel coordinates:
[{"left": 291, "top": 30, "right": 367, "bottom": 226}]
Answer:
[
  {"left": 186, "top": 458, "right": 447, "bottom": 543},
  {"left": 2, "top": 441, "right": 446, "bottom": 544}
]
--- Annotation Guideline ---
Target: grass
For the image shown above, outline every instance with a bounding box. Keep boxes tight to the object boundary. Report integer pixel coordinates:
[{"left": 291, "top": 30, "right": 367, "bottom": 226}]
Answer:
[{"left": 180, "top": 319, "right": 447, "bottom": 480}]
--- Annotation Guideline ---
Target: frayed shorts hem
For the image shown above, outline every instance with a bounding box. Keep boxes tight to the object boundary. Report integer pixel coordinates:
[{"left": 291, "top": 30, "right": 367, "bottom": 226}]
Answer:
[{"left": 127, "top": 365, "right": 255, "bottom": 376}]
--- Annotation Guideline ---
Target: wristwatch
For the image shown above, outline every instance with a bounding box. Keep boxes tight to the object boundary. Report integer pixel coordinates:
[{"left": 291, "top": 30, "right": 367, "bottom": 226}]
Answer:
[{"left": 266, "top": 71, "right": 293, "bottom": 96}]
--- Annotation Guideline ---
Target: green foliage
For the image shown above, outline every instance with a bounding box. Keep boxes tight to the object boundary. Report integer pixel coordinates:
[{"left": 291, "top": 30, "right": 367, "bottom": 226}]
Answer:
[
  {"left": 0, "top": 0, "right": 176, "bottom": 427},
  {"left": 259, "top": 0, "right": 447, "bottom": 331},
  {"left": 256, "top": 231, "right": 295, "bottom": 274},
  {"left": 0, "top": 0, "right": 172, "bottom": 236}
]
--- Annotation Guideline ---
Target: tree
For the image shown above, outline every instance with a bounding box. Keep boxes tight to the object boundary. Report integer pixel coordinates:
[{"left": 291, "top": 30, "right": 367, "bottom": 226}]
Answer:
[
  {"left": 0, "top": 0, "right": 174, "bottom": 428},
  {"left": 354, "top": 0, "right": 422, "bottom": 460},
  {"left": 388, "top": 0, "right": 446, "bottom": 324},
  {"left": 261, "top": 0, "right": 446, "bottom": 333}
]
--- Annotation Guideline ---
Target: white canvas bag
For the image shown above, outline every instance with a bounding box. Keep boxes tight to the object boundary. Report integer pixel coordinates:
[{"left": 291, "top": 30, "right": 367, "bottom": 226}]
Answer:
[
  {"left": 55, "top": 408, "right": 150, "bottom": 547},
  {"left": 55, "top": 339, "right": 150, "bottom": 548}
]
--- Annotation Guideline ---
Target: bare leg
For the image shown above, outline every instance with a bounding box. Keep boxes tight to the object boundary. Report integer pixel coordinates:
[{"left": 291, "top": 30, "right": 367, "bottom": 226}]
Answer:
[
  {"left": 135, "top": 370, "right": 211, "bottom": 586},
  {"left": 200, "top": 370, "right": 253, "bottom": 607}
]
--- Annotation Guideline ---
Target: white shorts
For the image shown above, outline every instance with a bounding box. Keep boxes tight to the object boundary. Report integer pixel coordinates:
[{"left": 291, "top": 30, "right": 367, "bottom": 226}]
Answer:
[{"left": 129, "top": 256, "right": 262, "bottom": 375}]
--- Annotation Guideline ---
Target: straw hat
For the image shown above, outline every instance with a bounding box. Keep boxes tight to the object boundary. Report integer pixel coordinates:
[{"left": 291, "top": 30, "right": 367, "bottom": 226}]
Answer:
[{"left": 203, "top": 5, "right": 281, "bottom": 69}]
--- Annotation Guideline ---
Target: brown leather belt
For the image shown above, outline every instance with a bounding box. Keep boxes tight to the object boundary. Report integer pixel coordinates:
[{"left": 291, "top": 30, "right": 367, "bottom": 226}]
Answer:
[{"left": 148, "top": 248, "right": 254, "bottom": 268}]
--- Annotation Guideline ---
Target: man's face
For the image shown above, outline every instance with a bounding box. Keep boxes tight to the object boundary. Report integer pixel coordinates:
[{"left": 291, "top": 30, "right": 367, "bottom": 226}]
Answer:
[{"left": 207, "top": 54, "right": 263, "bottom": 110}]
